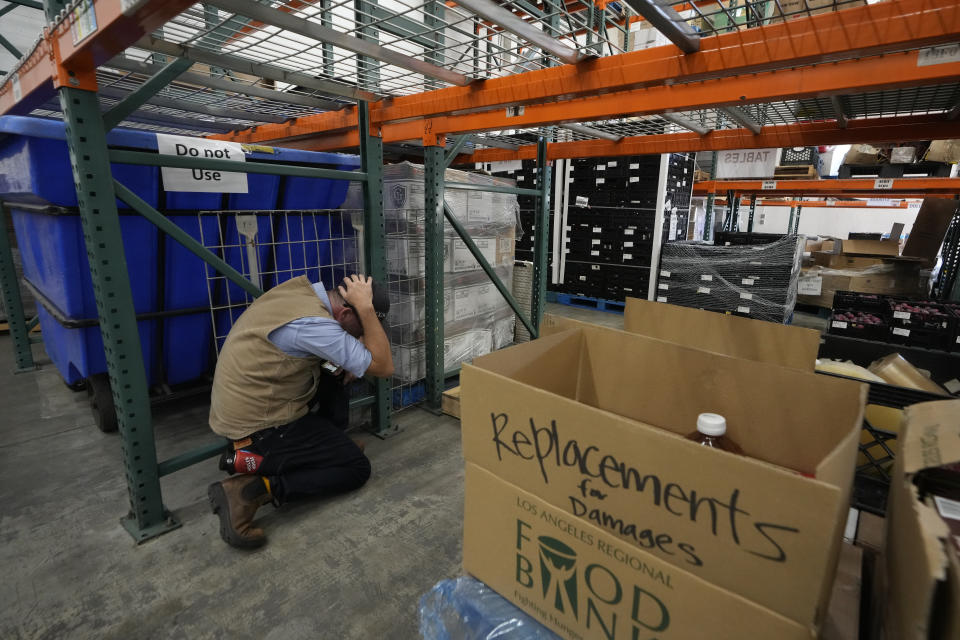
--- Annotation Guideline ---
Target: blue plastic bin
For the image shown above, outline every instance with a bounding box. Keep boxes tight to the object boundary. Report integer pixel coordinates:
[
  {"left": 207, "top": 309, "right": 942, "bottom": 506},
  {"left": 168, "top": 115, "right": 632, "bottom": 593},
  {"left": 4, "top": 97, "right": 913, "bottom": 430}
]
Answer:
[
  {"left": 0, "top": 116, "right": 160, "bottom": 209},
  {"left": 0, "top": 115, "right": 362, "bottom": 388},
  {"left": 163, "top": 215, "right": 220, "bottom": 385}
]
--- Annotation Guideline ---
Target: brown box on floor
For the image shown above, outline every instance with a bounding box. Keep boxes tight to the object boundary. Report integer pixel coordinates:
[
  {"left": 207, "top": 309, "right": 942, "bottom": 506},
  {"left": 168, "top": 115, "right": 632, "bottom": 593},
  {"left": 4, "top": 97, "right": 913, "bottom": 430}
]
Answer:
[
  {"left": 542, "top": 299, "right": 820, "bottom": 371},
  {"left": 460, "top": 325, "right": 866, "bottom": 637},
  {"left": 885, "top": 399, "right": 960, "bottom": 640}
]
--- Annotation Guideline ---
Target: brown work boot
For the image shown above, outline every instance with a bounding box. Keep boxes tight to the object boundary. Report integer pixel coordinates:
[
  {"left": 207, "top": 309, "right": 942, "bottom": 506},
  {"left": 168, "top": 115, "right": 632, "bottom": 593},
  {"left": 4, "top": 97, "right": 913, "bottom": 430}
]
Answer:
[{"left": 207, "top": 476, "right": 272, "bottom": 549}]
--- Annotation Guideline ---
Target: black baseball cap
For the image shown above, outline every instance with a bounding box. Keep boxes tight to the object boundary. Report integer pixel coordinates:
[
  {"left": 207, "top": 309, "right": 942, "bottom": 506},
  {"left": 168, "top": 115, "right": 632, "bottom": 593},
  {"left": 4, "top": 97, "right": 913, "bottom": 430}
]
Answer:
[{"left": 342, "top": 277, "right": 390, "bottom": 320}]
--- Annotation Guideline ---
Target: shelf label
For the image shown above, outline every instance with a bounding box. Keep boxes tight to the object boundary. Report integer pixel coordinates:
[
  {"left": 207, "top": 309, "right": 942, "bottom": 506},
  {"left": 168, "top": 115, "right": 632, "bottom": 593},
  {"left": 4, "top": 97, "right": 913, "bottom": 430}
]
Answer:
[
  {"left": 71, "top": 0, "right": 98, "bottom": 45},
  {"left": 157, "top": 134, "right": 248, "bottom": 193},
  {"left": 893, "top": 327, "right": 911, "bottom": 337},
  {"left": 797, "top": 275, "right": 822, "bottom": 295},
  {"left": 761, "top": 180, "right": 777, "bottom": 190},
  {"left": 893, "top": 311, "right": 911, "bottom": 320},
  {"left": 918, "top": 44, "right": 960, "bottom": 67},
  {"left": 832, "top": 321, "right": 848, "bottom": 329},
  {"left": 874, "top": 178, "right": 894, "bottom": 190}
]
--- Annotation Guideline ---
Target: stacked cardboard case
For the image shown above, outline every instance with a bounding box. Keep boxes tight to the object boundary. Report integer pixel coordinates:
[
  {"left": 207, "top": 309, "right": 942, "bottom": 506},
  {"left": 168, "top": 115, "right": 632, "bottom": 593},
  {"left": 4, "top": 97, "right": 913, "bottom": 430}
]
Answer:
[
  {"left": 344, "top": 162, "right": 518, "bottom": 384},
  {"left": 656, "top": 235, "right": 805, "bottom": 323},
  {"left": 459, "top": 301, "right": 867, "bottom": 640}
]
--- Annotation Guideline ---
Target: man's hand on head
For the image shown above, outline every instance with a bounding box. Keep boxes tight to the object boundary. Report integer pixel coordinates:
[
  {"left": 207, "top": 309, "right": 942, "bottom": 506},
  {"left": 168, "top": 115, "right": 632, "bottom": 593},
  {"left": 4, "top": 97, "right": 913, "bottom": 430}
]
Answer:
[{"left": 338, "top": 274, "right": 375, "bottom": 313}]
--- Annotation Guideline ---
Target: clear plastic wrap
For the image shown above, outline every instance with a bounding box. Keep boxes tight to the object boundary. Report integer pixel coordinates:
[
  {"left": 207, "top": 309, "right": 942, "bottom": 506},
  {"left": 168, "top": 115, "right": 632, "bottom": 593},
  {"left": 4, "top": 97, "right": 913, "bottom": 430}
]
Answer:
[
  {"left": 656, "top": 236, "right": 804, "bottom": 324},
  {"left": 345, "top": 162, "right": 519, "bottom": 399},
  {"left": 419, "top": 576, "right": 561, "bottom": 640}
]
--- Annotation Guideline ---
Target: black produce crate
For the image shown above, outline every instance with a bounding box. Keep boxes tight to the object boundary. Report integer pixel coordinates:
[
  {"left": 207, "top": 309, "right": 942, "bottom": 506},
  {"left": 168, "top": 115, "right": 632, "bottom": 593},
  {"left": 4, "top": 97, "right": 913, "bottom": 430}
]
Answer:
[
  {"left": 838, "top": 162, "right": 951, "bottom": 179},
  {"left": 888, "top": 324, "right": 955, "bottom": 351},
  {"left": 713, "top": 231, "right": 786, "bottom": 246},
  {"left": 832, "top": 291, "right": 889, "bottom": 313},
  {"left": 828, "top": 309, "right": 890, "bottom": 342},
  {"left": 780, "top": 147, "right": 819, "bottom": 166},
  {"left": 848, "top": 232, "right": 883, "bottom": 240},
  {"left": 887, "top": 299, "right": 955, "bottom": 332}
]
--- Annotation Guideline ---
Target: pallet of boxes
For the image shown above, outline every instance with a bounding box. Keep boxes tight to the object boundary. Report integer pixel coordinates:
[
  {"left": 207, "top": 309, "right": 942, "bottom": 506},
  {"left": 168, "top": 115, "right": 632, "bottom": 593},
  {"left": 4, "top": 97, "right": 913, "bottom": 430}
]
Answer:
[
  {"left": 798, "top": 199, "right": 958, "bottom": 311},
  {"left": 343, "top": 162, "right": 517, "bottom": 401},
  {"left": 458, "top": 297, "right": 869, "bottom": 639}
]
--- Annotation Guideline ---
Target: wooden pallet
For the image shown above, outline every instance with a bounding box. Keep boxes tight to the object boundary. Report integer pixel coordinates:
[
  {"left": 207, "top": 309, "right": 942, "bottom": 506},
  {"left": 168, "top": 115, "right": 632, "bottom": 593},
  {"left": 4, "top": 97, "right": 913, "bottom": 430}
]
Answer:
[{"left": 774, "top": 165, "right": 819, "bottom": 179}]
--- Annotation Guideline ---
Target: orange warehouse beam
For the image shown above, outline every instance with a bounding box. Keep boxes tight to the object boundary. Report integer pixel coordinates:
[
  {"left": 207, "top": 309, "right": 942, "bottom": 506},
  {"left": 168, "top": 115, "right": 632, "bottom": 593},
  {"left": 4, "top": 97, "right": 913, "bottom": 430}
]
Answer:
[
  {"left": 212, "top": 0, "right": 960, "bottom": 146},
  {"left": 714, "top": 200, "right": 913, "bottom": 209},
  {"left": 694, "top": 178, "right": 960, "bottom": 196},
  {"left": 460, "top": 115, "right": 960, "bottom": 163}
]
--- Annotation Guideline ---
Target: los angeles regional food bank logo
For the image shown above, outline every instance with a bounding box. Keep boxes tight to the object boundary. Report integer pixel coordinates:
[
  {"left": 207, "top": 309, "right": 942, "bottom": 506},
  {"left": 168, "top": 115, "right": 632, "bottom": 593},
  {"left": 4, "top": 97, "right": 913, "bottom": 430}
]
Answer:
[{"left": 539, "top": 536, "right": 579, "bottom": 618}]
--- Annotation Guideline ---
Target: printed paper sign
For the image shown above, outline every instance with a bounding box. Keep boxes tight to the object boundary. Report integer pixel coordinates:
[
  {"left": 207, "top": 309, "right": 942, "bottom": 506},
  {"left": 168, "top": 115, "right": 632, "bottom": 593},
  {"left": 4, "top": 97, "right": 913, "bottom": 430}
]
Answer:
[
  {"left": 656, "top": 296, "right": 667, "bottom": 303},
  {"left": 893, "top": 311, "right": 911, "bottom": 320},
  {"left": 832, "top": 321, "right": 848, "bottom": 329},
  {"left": 660, "top": 270, "right": 671, "bottom": 277},
  {"left": 714, "top": 149, "right": 778, "bottom": 179},
  {"left": 918, "top": 44, "right": 960, "bottom": 67},
  {"left": 737, "top": 306, "right": 750, "bottom": 314},
  {"left": 797, "top": 275, "right": 822, "bottom": 296},
  {"left": 157, "top": 134, "right": 248, "bottom": 193}
]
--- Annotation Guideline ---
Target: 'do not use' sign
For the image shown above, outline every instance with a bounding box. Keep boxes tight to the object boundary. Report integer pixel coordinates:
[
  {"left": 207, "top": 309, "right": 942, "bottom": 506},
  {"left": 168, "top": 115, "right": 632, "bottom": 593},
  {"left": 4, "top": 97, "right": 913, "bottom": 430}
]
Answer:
[{"left": 157, "top": 133, "right": 248, "bottom": 193}]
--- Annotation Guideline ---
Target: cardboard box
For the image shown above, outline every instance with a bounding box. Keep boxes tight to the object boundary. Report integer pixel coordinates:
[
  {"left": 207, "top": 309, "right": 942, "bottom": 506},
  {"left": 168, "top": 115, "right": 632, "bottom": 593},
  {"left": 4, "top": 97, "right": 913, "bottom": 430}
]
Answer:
[
  {"left": 925, "top": 139, "right": 960, "bottom": 164},
  {"left": 461, "top": 326, "right": 866, "bottom": 630},
  {"left": 621, "top": 298, "right": 819, "bottom": 371},
  {"left": 796, "top": 267, "right": 928, "bottom": 308},
  {"left": 902, "top": 198, "right": 959, "bottom": 266},
  {"left": 464, "top": 463, "right": 816, "bottom": 640},
  {"left": 885, "top": 400, "right": 960, "bottom": 640},
  {"left": 453, "top": 237, "right": 498, "bottom": 272},
  {"left": 843, "top": 144, "right": 884, "bottom": 166},
  {"left": 837, "top": 239, "right": 901, "bottom": 257}
]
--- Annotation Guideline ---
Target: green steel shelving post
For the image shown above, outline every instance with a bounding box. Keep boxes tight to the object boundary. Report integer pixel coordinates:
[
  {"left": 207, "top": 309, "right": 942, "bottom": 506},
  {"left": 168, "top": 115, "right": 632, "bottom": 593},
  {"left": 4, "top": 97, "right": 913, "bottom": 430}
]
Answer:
[
  {"left": 530, "top": 137, "right": 551, "bottom": 333},
  {"left": 59, "top": 86, "right": 179, "bottom": 542},
  {"left": 747, "top": 194, "right": 757, "bottom": 232},
  {"left": 358, "top": 102, "right": 394, "bottom": 437},
  {"left": 0, "top": 202, "right": 35, "bottom": 372},
  {"left": 423, "top": 144, "right": 445, "bottom": 411}
]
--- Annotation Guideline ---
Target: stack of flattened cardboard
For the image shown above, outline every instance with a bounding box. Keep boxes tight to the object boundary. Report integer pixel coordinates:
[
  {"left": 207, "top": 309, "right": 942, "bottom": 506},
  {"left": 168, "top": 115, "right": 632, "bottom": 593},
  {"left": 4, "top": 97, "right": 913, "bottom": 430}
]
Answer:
[
  {"left": 459, "top": 300, "right": 867, "bottom": 639},
  {"left": 797, "top": 198, "right": 958, "bottom": 308},
  {"left": 885, "top": 399, "right": 960, "bottom": 640}
]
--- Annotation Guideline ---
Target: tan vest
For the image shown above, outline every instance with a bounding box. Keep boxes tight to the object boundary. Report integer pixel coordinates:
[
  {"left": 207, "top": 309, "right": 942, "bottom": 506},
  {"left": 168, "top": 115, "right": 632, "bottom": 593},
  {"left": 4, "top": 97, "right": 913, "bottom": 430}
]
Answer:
[{"left": 209, "top": 276, "right": 332, "bottom": 440}]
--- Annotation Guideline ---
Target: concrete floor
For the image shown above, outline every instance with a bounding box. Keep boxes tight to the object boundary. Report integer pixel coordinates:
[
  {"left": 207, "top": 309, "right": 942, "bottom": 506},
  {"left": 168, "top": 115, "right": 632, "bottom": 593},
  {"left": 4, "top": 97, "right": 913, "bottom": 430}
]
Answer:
[{"left": 1, "top": 302, "right": 617, "bottom": 640}]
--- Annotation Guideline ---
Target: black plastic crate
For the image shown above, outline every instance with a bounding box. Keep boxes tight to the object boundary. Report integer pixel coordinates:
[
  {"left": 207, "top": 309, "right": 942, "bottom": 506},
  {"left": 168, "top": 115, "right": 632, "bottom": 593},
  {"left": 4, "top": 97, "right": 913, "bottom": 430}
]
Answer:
[
  {"left": 713, "top": 231, "right": 786, "bottom": 246},
  {"left": 832, "top": 291, "right": 889, "bottom": 313},
  {"left": 780, "top": 147, "right": 819, "bottom": 166},
  {"left": 887, "top": 299, "right": 955, "bottom": 332},
  {"left": 828, "top": 309, "right": 890, "bottom": 341},
  {"left": 888, "top": 324, "right": 955, "bottom": 351}
]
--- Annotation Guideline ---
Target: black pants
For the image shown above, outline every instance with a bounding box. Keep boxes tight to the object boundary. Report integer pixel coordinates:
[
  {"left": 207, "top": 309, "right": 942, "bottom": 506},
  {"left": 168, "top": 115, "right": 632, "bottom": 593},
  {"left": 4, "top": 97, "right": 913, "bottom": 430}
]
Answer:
[{"left": 246, "top": 374, "right": 370, "bottom": 504}]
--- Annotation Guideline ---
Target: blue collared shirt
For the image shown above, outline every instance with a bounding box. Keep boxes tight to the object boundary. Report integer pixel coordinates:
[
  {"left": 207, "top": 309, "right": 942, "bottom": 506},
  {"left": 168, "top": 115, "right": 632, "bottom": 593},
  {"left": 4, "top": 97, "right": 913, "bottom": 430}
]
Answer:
[{"left": 267, "top": 284, "right": 373, "bottom": 378}]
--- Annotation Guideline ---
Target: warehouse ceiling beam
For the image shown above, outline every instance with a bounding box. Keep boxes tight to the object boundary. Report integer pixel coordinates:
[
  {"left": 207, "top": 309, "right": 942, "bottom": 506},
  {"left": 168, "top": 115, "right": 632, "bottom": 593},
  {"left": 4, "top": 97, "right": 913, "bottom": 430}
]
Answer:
[
  {"left": 694, "top": 178, "right": 960, "bottom": 196},
  {"left": 106, "top": 56, "right": 344, "bottom": 110},
  {"left": 212, "top": 0, "right": 960, "bottom": 144},
  {"left": 205, "top": 0, "right": 470, "bottom": 86},
  {"left": 248, "top": 48, "right": 960, "bottom": 150},
  {"left": 134, "top": 35, "right": 377, "bottom": 102},
  {"left": 102, "top": 57, "right": 194, "bottom": 130},
  {"left": 831, "top": 96, "right": 848, "bottom": 129},
  {"left": 719, "top": 106, "right": 761, "bottom": 135},
  {"left": 451, "top": 0, "right": 585, "bottom": 65},
  {"left": 660, "top": 112, "right": 709, "bottom": 136},
  {"left": 621, "top": 0, "right": 699, "bottom": 53},
  {"left": 455, "top": 114, "right": 960, "bottom": 162},
  {"left": 559, "top": 122, "right": 622, "bottom": 142}
]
